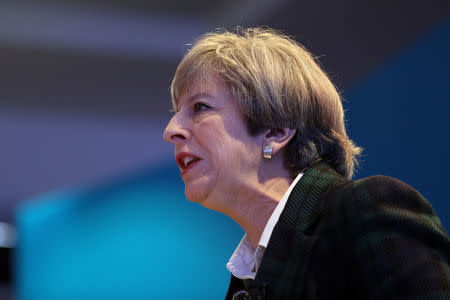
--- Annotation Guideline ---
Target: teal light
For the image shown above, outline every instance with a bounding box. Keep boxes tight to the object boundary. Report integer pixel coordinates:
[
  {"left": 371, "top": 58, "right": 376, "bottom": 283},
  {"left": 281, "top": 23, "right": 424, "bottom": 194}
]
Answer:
[{"left": 16, "top": 163, "right": 243, "bottom": 299}]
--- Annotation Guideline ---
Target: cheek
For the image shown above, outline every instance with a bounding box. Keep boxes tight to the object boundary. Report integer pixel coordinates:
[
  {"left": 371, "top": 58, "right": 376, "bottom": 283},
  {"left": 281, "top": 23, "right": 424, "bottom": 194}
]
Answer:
[
  {"left": 195, "top": 118, "right": 259, "bottom": 174},
  {"left": 196, "top": 120, "right": 229, "bottom": 155}
]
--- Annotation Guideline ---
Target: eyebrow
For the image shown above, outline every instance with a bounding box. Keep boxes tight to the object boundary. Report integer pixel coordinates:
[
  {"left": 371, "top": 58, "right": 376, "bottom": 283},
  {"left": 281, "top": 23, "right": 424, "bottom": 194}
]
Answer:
[{"left": 176, "top": 92, "right": 213, "bottom": 112}]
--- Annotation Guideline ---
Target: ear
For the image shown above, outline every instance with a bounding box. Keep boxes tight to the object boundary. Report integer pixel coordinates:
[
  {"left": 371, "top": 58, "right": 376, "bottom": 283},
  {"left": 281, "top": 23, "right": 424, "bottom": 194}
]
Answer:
[{"left": 262, "top": 128, "right": 296, "bottom": 156}]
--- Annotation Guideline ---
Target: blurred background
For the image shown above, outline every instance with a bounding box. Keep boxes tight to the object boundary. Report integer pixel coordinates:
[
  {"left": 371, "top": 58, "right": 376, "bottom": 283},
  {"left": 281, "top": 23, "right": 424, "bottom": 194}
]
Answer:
[{"left": 1, "top": 0, "right": 449, "bottom": 299}]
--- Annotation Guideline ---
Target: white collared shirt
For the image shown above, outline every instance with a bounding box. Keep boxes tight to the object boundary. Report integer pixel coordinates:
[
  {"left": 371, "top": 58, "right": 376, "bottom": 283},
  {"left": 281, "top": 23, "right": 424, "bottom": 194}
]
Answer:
[{"left": 226, "top": 172, "right": 304, "bottom": 279}]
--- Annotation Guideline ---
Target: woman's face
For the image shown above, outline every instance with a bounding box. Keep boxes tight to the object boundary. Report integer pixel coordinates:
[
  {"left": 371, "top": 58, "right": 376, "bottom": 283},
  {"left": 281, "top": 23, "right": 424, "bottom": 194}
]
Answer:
[{"left": 163, "top": 75, "right": 263, "bottom": 211}]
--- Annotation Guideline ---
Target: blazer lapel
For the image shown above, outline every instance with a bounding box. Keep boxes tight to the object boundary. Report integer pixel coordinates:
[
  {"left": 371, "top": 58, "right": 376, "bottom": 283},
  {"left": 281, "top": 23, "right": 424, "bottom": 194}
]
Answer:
[{"left": 252, "top": 161, "right": 346, "bottom": 298}]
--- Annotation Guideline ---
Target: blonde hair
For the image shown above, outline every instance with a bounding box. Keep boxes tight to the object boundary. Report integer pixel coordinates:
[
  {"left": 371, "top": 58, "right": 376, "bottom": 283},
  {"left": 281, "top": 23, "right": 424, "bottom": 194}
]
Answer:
[{"left": 171, "top": 27, "right": 362, "bottom": 179}]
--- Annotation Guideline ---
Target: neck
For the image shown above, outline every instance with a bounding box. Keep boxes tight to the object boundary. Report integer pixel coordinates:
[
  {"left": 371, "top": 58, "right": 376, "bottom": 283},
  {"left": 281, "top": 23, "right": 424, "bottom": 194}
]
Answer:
[{"left": 223, "top": 176, "right": 293, "bottom": 249}]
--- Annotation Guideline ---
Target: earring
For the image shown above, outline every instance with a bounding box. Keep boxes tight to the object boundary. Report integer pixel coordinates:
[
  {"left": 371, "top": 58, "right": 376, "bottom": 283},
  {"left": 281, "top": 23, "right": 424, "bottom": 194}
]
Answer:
[{"left": 263, "top": 143, "right": 273, "bottom": 159}]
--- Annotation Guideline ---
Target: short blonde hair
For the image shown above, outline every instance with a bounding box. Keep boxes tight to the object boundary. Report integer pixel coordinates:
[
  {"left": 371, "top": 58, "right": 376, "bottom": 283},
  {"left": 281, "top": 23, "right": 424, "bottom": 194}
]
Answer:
[{"left": 171, "top": 27, "right": 362, "bottom": 179}]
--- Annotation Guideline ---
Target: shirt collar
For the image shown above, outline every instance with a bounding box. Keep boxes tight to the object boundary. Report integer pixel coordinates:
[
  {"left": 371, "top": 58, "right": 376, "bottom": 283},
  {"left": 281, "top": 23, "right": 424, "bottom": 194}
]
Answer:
[{"left": 226, "top": 172, "right": 304, "bottom": 279}]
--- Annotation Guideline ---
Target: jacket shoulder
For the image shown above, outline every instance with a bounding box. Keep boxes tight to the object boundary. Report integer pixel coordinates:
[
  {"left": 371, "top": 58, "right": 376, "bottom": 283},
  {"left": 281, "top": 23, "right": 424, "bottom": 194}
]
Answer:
[
  {"left": 337, "top": 175, "right": 439, "bottom": 219},
  {"left": 327, "top": 175, "right": 447, "bottom": 234},
  {"left": 319, "top": 175, "right": 450, "bottom": 298}
]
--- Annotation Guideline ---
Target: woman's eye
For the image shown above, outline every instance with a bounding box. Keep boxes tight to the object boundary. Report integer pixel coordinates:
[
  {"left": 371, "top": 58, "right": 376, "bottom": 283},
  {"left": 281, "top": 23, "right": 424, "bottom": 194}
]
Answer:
[{"left": 193, "top": 102, "right": 210, "bottom": 113}]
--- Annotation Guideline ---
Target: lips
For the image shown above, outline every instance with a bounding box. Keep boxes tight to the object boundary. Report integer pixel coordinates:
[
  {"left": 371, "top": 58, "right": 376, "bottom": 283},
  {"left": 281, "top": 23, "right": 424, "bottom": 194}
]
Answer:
[{"left": 176, "top": 152, "right": 202, "bottom": 175}]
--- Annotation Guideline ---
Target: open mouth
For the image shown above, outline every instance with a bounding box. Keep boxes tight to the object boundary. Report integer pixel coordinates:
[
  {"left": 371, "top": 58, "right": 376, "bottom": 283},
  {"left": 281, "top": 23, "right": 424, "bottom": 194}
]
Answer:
[
  {"left": 182, "top": 156, "right": 200, "bottom": 169},
  {"left": 176, "top": 153, "right": 202, "bottom": 174}
]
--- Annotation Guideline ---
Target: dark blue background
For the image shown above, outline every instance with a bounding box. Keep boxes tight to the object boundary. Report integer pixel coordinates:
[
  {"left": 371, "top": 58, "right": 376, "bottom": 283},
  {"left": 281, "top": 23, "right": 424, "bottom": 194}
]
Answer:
[{"left": 345, "top": 17, "right": 450, "bottom": 230}]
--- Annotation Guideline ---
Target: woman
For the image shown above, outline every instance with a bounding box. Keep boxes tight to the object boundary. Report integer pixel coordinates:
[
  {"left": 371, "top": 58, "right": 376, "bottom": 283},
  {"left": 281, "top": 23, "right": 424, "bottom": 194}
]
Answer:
[{"left": 163, "top": 28, "right": 450, "bottom": 299}]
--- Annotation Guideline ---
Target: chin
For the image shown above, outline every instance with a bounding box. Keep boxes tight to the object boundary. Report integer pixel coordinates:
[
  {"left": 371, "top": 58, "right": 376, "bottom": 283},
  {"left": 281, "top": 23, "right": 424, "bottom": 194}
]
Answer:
[
  {"left": 185, "top": 185, "right": 221, "bottom": 212},
  {"left": 183, "top": 174, "right": 214, "bottom": 201},
  {"left": 183, "top": 174, "right": 224, "bottom": 211},
  {"left": 184, "top": 183, "right": 207, "bottom": 203}
]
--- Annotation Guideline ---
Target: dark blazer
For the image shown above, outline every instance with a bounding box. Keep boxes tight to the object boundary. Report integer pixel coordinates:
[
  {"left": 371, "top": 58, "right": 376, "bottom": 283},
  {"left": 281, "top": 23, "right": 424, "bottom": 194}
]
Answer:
[{"left": 226, "top": 161, "right": 450, "bottom": 299}]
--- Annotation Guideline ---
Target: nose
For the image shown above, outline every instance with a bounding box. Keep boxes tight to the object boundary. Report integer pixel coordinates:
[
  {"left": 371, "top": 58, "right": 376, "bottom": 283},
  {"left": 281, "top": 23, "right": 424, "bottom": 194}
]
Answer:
[{"left": 163, "top": 113, "right": 190, "bottom": 144}]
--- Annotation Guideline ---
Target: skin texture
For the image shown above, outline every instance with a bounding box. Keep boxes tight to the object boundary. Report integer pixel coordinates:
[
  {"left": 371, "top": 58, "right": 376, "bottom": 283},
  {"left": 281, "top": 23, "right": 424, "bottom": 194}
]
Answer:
[{"left": 163, "top": 74, "right": 296, "bottom": 248}]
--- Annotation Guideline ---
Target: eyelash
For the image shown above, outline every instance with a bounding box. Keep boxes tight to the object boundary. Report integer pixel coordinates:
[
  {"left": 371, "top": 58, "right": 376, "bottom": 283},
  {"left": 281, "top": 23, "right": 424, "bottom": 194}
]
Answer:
[{"left": 193, "top": 102, "right": 211, "bottom": 113}]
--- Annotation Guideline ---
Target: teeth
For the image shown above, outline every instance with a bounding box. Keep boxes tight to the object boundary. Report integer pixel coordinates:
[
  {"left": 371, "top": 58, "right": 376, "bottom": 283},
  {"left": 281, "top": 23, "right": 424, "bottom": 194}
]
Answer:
[{"left": 183, "top": 156, "right": 195, "bottom": 168}]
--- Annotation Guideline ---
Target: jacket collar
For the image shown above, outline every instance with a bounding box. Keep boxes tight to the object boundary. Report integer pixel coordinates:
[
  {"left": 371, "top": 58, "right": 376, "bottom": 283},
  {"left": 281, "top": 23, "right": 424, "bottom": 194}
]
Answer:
[
  {"left": 251, "top": 160, "right": 346, "bottom": 295},
  {"left": 279, "top": 160, "right": 346, "bottom": 232}
]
